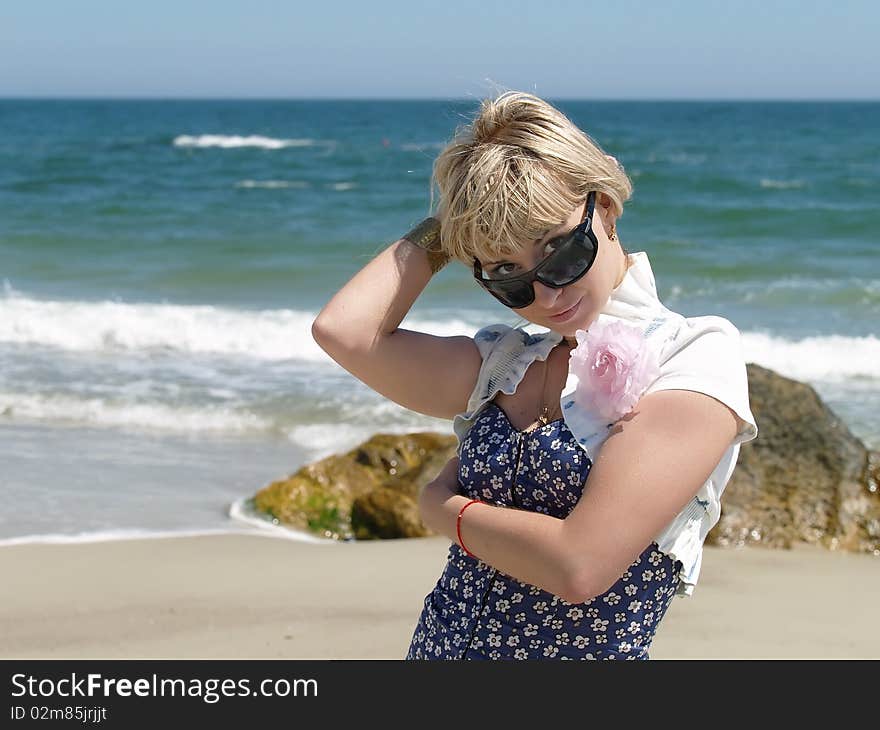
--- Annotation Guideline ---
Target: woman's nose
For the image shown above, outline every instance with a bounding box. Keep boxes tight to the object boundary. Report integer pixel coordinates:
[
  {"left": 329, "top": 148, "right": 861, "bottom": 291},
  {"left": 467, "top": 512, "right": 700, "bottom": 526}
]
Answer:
[{"left": 532, "top": 279, "right": 564, "bottom": 309}]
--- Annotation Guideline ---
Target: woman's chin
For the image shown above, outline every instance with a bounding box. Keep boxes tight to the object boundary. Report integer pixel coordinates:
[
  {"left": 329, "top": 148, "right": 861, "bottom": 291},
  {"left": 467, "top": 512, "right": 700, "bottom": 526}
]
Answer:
[
  {"left": 561, "top": 308, "right": 596, "bottom": 336},
  {"left": 544, "top": 298, "right": 596, "bottom": 336}
]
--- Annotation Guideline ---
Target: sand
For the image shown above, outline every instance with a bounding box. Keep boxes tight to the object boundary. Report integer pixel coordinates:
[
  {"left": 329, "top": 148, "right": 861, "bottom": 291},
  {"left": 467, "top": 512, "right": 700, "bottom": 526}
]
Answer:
[{"left": 1, "top": 533, "right": 877, "bottom": 659}]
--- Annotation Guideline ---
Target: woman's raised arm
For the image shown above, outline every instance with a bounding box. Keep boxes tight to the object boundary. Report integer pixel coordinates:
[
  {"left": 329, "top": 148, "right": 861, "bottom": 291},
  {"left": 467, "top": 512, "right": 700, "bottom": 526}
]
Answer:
[{"left": 311, "top": 236, "right": 483, "bottom": 421}]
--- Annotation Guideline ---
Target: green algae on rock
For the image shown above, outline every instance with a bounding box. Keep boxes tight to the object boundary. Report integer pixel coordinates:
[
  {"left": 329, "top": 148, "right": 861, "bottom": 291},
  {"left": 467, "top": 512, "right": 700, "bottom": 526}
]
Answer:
[{"left": 252, "top": 431, "right": 458, "bottom": 541}]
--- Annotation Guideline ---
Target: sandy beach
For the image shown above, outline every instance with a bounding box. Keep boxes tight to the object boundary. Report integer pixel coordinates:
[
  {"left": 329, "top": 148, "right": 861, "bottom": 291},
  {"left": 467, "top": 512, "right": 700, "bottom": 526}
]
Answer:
[{"left": 1, "top": 533, "right": 877, "bottom": 660}]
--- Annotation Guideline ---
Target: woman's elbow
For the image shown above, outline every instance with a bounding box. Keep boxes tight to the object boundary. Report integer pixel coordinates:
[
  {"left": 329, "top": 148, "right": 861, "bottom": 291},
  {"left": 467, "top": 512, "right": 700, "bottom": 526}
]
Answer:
[
  {"left": 312, "top": 316, "right": 356, "bottom": 362},
  {"left": 558, "top": 570, "right": 595, "bottom": 605},
  {"left": 558, "top": 548, "right": 619, "bottom": 605},
  {"left": 557, "top": 556, "right": 597, "bottom": 605},
  {"left": 311, "top": 315, "right": 336, "bottom": 344},
  {"left": 562, "top": 572, "right": 617, "bottom": 605},
  {"left": 558, "top": 583, "right": 588, "bottom": 606}
]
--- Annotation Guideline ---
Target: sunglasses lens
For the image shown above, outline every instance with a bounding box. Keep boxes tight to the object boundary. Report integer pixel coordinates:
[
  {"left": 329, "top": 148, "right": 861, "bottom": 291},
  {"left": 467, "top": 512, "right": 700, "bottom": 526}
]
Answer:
[
  {"left": 489, "top": 279, "right": 533, "bottom": 308},
  {"left": 540, "top": 235, "right": 595, "bottom": 285}
]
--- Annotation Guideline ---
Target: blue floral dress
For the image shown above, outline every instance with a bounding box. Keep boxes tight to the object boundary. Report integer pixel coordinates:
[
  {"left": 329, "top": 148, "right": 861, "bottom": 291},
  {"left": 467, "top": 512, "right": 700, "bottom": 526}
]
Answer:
[{"left": 405, "top": 401, "right": 683, "bottom": 660}]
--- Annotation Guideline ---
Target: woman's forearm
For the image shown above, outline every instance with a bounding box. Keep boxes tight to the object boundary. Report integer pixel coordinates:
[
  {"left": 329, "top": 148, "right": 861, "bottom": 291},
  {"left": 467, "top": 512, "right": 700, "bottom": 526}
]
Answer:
[{"left": 419, "top": 466, "right": 579, "bottom": 604}]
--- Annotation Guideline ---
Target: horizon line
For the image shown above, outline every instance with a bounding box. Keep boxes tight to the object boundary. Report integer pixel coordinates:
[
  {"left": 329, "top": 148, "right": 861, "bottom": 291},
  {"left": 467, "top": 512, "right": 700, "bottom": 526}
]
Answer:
[{"left": 1, "top": 95, "right": 878, "bottom": 103}]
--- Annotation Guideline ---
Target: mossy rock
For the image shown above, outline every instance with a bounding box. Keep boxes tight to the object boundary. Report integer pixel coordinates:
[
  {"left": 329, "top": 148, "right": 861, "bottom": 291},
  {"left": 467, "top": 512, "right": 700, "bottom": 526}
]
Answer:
[
  {"left": 252, "top": 431, "right": 457, "bottom": 540},
  {"left": 709, "top": 363, "right": 880, "bottom": 554}
]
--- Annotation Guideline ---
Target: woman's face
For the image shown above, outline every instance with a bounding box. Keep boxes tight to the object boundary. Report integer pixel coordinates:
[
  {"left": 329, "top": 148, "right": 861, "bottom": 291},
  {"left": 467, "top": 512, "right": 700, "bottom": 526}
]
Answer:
[{"left": 478, "top": 194, "right": 624, "bottom": 339}]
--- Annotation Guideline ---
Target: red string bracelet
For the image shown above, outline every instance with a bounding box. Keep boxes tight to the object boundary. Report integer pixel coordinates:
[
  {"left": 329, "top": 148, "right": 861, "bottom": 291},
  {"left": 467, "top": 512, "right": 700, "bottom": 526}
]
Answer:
[{"left": 456, "top": 498, "right": 483, "bottom": 557}]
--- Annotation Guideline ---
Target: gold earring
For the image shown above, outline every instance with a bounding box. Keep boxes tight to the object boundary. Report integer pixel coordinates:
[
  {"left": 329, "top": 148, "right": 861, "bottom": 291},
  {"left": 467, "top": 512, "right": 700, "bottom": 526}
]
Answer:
[{"left": 608, "top": 223, "right": 617, "bottom": 241}]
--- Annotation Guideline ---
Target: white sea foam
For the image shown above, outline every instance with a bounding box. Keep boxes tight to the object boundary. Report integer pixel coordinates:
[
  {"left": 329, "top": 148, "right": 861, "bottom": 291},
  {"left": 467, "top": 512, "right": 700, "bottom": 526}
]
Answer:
[
  {"left": 759, "top": 178, "right": 807, "bottom": 189},
  {"left": 0, "top": 525, "right": 327, "bottom": 547},
  {"left": 662, "top": 276, "right": 880, "bottom": 306},
  {"left": 2, "top": 284, "right": 876, "bottom": 380},
  {"left": 0, "top": 289, "right": 481, "bottom": 361},
  {"left": 227, "top": 500, "right": 335, "bottom": 543},
  {"left": 283, "top": 421, "right": 371, "bottom": 458},
  {"left": 741, "top": 331, "right": 880, "bottom": 381},
  {"left": 0, "top": 392, "right": 271, "bottom": 433},
  {"left": 0, "top": 331, "right": 871, "bottom": 437},
  {"left": 328, "top": 181, "right": 357, "bottom": 191},
  {"left": 0, "top": 527, "right": 243, "bottom": 547},
  {"left": 414, "top": 318, "right": 879, "bottom": 383},
  {"left": 645, "top": 151, "right": 706, "bottom": 165},
  {"left": 235, "top": 179, "right": 311, "bottom": 189},
  {"left": 282, "top": 411, "right": 451, "bottom": 462},
  {"left": 400, "top": 142, "right": 446, "bottom": 152},
  {"left": 0, "top": 292, "right": 330, "bottom": 361},
  {"left": 0, "top": 388, "right": 452, "bottom": 439},
  {"left": 173, "top": 135, "right": 326, "bottom": 150},
  {"left": 400, "top": 313, "right": 484, "bottom": 338}
]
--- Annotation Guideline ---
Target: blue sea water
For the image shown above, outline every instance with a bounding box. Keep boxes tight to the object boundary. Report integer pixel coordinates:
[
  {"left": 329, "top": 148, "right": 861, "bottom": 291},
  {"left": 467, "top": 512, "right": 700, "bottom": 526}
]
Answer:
[{"left": 0, "top": 99, "right": 877, "bottom": 543}]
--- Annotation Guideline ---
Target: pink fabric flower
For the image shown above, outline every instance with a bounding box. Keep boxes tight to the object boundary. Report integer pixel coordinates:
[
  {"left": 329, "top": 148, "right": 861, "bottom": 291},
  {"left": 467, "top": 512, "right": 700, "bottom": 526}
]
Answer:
[{"left": 569, "top": 320, "right": 661, "bottom": 422}]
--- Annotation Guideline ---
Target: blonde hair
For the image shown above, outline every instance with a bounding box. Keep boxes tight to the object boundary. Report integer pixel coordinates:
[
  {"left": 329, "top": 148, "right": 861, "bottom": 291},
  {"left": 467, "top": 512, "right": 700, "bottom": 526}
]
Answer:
[{"left": 429, "top": 91, "right": 633, "bottom": 269}]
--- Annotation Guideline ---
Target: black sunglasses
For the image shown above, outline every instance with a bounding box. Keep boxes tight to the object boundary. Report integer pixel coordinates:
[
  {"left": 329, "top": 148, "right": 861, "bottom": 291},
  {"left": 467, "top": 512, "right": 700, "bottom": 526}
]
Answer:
[{"left": 472, "top": 190, "right": 598, "bottom": 309}]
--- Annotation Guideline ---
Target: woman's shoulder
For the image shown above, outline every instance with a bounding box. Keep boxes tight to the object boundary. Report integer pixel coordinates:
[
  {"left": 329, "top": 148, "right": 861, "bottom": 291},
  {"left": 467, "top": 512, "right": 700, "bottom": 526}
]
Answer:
[
  {"left": 659, "top": 313, "right": 745, "bottom": 364},
  {"left": 648, "top": 313, "right": 757, "bottom": 445}
]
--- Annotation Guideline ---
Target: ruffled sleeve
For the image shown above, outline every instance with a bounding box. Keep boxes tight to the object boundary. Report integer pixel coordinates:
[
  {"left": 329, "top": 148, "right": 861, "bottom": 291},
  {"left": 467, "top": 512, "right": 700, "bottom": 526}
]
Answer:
[
  {"left": 472, "top": 323, "right": 514, "bottom": 360},
  {"left": 452, "top": 324, "right": 562, "bottom": 456}
]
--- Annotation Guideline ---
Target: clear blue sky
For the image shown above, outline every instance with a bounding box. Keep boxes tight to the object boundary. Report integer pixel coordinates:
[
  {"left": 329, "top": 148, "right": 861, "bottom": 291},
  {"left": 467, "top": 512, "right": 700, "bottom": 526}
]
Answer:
[{"left": 2, "top": 0, "right": 876, "bottom": 99}]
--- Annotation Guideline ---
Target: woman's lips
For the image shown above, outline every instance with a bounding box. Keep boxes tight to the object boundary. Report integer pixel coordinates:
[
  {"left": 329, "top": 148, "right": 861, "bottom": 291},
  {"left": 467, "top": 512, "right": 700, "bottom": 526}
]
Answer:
[{"left": 549, "top": 297, "right": 582, "bottom": 322}]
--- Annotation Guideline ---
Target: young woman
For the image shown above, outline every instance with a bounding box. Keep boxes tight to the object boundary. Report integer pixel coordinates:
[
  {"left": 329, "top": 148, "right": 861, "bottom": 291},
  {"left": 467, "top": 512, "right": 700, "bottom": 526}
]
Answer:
[{"left": 312, "top": 91, "right": 758, "bottom": 660}]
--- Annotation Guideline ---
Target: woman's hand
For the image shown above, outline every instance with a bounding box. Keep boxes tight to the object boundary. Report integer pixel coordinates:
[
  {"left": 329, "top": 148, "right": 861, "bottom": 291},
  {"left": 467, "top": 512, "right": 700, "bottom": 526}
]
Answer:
[
  {"left": 417, "top": 452, "right": 574, "bottom": 599},
  {"left": 418, "top": 455, "right": 462, "bottom": 535}
]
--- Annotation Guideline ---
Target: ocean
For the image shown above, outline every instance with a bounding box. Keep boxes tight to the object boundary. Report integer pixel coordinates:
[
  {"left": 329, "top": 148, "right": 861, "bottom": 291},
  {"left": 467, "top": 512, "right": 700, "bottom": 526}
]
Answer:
[{"left": 1, "top": 99, "right": 877, "bottom": 544}]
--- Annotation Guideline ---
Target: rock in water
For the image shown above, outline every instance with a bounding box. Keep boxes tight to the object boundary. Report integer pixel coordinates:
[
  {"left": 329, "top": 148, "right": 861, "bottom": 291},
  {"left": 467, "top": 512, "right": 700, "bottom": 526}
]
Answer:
[
  {"left": 252, "top": 432, "right": 457, "bottom": 540},
  {"left": 709, "top": 364, "right": 880, "bottom": 553}
]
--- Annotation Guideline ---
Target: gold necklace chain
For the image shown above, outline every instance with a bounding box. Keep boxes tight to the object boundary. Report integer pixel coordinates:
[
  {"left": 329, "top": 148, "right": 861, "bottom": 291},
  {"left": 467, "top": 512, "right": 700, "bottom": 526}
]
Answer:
[
  {"left": 512, "top": 347, "right": 560, "bottom": 507},
  {"left": 528, "top": 344, "right": 562, "bottom": 432}
]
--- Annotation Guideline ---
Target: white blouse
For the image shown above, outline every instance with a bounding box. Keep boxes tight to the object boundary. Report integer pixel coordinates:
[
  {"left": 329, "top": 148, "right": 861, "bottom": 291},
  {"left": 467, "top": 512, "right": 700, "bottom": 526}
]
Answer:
[{"left": 452, "top": 251, "right": 759, "bottom": 597}]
